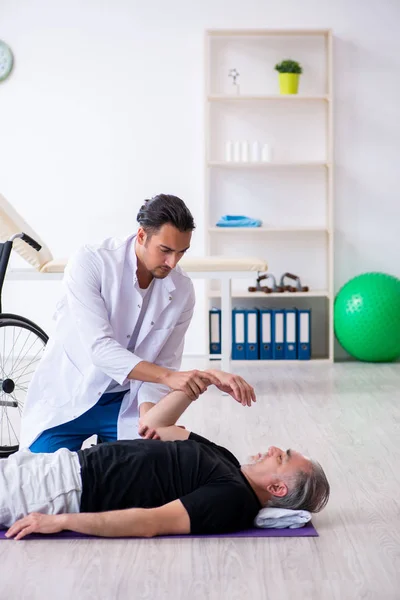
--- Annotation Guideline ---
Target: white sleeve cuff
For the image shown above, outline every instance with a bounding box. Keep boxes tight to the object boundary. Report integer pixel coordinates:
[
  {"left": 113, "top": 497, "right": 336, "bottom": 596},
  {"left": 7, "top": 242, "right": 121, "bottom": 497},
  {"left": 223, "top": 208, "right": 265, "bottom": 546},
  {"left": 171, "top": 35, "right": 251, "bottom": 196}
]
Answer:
[{"left": 136, "top": 382, "right": 171, "bottom": 406}]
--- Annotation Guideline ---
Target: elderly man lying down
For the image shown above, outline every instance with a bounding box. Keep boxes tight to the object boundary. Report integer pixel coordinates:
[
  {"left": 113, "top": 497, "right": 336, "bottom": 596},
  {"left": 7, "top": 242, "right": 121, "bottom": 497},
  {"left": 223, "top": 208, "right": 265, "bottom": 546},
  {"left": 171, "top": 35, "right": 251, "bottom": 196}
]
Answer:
[{"left": 3, "top": 370, "right": 330, "bottom": 540}]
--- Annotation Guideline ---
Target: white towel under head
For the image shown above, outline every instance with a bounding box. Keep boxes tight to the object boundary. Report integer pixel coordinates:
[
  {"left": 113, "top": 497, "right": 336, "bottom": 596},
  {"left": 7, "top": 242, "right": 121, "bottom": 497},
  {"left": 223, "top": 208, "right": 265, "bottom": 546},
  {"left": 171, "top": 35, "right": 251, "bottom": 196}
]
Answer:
[{"left": 254, "top": 507, "right": 312, "bottom": 529}]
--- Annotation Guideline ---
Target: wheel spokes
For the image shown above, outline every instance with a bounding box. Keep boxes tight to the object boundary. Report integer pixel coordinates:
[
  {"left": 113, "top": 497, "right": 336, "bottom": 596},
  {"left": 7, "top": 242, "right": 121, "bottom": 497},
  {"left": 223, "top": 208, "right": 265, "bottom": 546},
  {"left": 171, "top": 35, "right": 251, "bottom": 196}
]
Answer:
[{"left": 0, "top": 323, "right": 46, "bottom": 449}]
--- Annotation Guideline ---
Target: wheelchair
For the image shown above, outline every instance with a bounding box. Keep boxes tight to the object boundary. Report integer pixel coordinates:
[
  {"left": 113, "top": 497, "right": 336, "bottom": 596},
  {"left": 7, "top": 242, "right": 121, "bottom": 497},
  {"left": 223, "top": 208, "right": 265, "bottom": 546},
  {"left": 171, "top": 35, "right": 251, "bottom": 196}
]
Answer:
[{"left": 0, "top": 233, "right": 48, "bottom": 457}]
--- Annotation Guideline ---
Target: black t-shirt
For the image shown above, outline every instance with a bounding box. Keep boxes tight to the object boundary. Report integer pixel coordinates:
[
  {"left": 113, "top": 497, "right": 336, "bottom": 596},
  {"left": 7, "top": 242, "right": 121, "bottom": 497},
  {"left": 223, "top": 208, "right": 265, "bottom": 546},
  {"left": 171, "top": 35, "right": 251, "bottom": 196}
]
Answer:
[{"left": 77, "top": 432, "right": 261, "bottom": 534}]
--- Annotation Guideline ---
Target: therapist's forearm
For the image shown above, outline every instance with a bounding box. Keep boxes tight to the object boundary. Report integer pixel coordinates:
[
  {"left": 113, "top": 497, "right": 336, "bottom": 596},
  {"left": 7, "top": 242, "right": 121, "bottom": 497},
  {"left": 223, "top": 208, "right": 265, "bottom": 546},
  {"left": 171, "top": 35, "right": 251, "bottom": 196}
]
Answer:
[{"left": 127, "top": 361, "right": 171, "bottom": 384}]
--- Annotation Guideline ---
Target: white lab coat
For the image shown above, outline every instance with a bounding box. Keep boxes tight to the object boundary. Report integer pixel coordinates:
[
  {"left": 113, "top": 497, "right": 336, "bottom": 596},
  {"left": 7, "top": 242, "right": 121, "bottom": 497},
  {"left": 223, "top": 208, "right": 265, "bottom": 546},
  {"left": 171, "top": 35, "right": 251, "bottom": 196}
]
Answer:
[{"left": 20, "top": 234, "right": 195, "bottom": 449}]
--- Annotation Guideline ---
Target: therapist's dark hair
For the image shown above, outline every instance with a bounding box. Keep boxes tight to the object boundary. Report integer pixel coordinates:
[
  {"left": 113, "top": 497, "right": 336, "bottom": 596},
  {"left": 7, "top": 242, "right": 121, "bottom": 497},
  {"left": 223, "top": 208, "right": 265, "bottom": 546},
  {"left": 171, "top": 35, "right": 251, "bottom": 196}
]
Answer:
[{"left": 136, "top": 194, "right": 196, "bottom": 236}]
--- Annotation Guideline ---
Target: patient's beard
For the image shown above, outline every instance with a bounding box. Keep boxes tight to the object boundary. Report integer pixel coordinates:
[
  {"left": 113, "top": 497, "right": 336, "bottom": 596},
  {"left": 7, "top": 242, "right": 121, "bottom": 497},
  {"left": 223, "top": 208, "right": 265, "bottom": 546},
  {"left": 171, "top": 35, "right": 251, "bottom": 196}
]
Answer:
[{"left": 245, "top": 453, "right": 267, "bottom": 466}]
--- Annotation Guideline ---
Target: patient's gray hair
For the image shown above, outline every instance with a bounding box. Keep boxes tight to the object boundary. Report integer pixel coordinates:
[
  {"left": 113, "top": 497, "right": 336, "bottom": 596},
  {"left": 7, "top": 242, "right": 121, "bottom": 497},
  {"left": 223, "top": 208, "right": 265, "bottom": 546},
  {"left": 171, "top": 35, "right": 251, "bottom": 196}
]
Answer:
[{"left": 268, "top": 460, "right": 330, "bottom": 513}]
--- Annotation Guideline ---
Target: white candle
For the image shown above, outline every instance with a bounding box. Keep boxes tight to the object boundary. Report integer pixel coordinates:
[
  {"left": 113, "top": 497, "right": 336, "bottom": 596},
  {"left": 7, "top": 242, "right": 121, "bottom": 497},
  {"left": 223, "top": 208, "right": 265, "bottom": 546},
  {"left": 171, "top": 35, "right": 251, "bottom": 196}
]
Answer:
[
  {"left": 225, "top": 141, "right": 233, "bottom": 162},
  {"left": 241, "top": 141, "right": 249, "bottom": 162},
  {"left": 233, "top": 141, "right": 241, "bottom": 162},
  {"left": 261, "top": 144, "right": 272, "bottom": 162},
  {"left": 251, "top": 141, "right": 260, "bottom": 162}
]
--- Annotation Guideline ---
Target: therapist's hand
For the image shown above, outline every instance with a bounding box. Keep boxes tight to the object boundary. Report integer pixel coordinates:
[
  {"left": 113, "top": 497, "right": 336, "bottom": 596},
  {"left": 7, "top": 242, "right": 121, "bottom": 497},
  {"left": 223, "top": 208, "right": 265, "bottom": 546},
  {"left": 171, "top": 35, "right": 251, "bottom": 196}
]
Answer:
[{"left": 162, "top": 370, "right": 220, "bottom": 401}]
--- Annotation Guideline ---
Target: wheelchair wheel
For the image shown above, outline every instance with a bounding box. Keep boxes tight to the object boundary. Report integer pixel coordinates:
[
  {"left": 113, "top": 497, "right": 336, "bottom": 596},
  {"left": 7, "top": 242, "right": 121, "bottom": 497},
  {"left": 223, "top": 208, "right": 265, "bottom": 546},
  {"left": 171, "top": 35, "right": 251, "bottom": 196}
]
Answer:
[{"left": 0, "top": 315, "right": 48, "bottom": 457}]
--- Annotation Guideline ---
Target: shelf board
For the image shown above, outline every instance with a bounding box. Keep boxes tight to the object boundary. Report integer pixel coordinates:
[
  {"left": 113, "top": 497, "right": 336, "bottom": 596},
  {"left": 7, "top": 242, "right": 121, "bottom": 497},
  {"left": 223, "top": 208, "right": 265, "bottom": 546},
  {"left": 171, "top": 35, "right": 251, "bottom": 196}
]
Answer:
[
  {"left": 208, "top": 290, "right": 329, "bottom": 299},
  {"left": 208, "top": 161, "right": 329, "bottom": 169},
  {"left": 206, "top": 29, "right": 331, "bottom": 37},
  {"left": 208, "top": 226, "right": 328, "bottom": 234},
  {"left": 208, "top": 94, "right": 330, "bottom": 102},
  {"left": 213, "top": 358, "right": 332, "bottom": 365}
]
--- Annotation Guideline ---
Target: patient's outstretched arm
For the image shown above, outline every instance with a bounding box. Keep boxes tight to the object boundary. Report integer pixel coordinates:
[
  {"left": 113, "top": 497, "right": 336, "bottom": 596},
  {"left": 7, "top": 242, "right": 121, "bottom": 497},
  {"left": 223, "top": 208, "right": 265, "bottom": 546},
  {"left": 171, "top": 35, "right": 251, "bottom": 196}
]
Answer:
[{"left": 138, "top": 390, "right": 193, "bottom": 432}]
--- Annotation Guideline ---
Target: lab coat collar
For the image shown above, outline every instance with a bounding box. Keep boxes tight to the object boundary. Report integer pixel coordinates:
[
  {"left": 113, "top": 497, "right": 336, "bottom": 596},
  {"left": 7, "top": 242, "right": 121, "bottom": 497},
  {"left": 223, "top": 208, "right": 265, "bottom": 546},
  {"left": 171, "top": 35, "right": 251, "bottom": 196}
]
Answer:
[{"left": 128, "top": 236, "right": 179, "bottom": 349}]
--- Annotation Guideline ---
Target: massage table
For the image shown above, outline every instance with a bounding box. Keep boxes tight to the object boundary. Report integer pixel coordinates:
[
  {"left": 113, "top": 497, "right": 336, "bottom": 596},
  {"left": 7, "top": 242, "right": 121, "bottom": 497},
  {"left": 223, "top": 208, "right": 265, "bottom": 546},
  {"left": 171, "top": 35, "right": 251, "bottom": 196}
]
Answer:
[{"left": 0, "top": 194, "right": 268, "bottom": 370}]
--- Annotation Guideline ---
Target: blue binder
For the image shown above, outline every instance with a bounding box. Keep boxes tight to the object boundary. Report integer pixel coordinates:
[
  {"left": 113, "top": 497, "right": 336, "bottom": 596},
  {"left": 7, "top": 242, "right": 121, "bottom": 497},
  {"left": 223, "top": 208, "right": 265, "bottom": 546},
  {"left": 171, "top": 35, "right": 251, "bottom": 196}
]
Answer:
[
  {"left": 232, "top": 308, "right": 246, "bottom": 360},
  {"left": 259, "top": 309, "right": 273, "bottom": 360},
  {"left": 284, "top": 308, "right": 298, "bottom": 360},
  {"left": 297, "top": 309, "right": 311, "bottom": 360},
  {"left": 272, "top": 309, "right": 285, "bottom": 360},
  {"left": 245, "top": 308, "right": 259, "bottom": 360},
  {"left": 209, "top": 308, "right": 221, "bottom": 355}
]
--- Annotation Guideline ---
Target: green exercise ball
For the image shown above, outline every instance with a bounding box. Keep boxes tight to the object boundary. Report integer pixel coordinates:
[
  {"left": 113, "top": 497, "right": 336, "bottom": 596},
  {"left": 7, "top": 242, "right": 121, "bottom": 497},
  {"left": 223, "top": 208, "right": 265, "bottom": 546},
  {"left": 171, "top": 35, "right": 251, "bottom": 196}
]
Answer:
[{"left": 334, "top": 272, "right": 400, "bottom": 362}]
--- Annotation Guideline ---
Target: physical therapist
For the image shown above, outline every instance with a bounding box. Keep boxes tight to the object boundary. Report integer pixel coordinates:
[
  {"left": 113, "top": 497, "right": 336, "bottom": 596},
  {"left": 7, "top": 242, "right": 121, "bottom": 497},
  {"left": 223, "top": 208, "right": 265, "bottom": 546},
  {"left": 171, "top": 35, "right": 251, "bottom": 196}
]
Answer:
[{"left": 20, "top": 194, "right": 221, "bottom": 453}]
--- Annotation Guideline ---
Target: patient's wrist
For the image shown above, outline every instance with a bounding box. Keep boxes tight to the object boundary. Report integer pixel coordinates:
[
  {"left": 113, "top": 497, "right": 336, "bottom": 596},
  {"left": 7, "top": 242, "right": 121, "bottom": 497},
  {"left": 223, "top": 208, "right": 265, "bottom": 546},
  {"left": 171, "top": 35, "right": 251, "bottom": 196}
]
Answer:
[
  {"left": 60, "top": 514, "right": 71, "bottom": 530},
  {"left": 205, "top": 368, "right": 220, "bottom": 376}
]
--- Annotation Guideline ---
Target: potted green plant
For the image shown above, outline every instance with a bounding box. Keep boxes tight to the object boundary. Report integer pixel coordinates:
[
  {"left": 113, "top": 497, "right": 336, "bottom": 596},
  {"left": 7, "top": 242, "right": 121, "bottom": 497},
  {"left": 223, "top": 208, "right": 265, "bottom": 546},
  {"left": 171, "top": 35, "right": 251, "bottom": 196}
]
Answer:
[{"left": 274, "top": 59, "right": 303, "bottom": 94}]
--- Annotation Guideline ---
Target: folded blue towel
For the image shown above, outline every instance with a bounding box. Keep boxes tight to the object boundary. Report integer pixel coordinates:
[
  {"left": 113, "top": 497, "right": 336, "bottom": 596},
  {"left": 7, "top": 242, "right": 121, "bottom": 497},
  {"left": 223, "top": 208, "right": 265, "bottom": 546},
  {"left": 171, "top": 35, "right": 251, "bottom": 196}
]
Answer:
[{"left": 216, "top": 215, "right": 262, "bottom": 228}]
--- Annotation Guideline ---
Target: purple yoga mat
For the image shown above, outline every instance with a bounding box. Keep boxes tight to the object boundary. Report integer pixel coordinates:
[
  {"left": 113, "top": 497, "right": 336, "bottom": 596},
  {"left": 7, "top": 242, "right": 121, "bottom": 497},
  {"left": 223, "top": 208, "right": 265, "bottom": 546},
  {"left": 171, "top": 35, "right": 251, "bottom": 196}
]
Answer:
[{"left": 0, "top": 522, "right": 317, "bottom": 540}]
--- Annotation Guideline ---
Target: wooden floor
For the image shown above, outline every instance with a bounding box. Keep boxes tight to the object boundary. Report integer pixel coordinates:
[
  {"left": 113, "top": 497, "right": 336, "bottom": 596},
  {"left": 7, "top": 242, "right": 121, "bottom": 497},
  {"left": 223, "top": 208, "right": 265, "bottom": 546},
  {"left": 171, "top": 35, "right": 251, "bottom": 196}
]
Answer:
[{"left": 1, "top": 361, "right": 399, "bottom": 600}]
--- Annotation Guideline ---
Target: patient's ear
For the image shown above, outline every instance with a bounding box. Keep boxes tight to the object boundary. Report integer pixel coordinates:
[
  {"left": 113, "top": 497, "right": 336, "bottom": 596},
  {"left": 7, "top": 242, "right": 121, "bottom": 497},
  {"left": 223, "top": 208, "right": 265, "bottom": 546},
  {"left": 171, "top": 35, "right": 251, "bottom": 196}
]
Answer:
[{"left": 266, "top": 481, "right": 288, "bottom": 498}]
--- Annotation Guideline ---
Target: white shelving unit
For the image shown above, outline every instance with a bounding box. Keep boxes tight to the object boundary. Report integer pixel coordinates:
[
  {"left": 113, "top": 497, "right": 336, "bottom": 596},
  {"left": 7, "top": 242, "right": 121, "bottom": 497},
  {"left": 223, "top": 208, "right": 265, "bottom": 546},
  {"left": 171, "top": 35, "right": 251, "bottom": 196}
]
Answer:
[
  {"left": 208, "top": 290, "right": 329, "bottom": 299},
  {"left": 208, "top": 161, "right": 329, "bottom": 168},
  {"left": 204, "top": 28, "right": 334, "bottom": 362},
  {"left": 208, "top": 226, "right": 329, "bottom": 234},
  {"left": 208, "top": 94, "right": 330, "bottom": 100}
]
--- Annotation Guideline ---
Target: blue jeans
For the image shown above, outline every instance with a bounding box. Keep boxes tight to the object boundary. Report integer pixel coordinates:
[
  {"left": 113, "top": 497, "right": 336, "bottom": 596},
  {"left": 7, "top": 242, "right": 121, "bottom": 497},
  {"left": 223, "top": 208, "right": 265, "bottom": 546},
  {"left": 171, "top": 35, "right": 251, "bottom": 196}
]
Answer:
[{"left": 29, "top": 391, "right": 128, "bottom": 453}]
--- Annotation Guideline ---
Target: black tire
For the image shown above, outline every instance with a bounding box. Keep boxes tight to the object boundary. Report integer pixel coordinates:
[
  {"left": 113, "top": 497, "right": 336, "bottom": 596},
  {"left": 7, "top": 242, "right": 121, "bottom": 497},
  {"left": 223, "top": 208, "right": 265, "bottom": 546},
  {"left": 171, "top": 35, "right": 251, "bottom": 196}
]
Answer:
[{"left": 0, "top": 315, "right": 48, "bottom": 457}]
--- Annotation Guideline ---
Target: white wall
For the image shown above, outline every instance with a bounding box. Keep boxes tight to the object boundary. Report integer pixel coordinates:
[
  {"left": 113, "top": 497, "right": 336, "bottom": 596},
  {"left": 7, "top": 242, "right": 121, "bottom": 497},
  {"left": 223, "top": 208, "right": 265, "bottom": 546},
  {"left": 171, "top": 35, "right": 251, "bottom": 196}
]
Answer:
[{"left": 1, "top": 0, "right": 400, "bottom": 357}]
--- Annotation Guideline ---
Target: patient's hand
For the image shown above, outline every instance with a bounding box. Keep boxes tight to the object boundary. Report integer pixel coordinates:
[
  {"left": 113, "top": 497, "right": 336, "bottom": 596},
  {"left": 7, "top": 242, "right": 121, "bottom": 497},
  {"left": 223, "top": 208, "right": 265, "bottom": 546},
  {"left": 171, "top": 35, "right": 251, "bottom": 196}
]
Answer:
[
  {"left": 138, "top": 423, "right": 187, "bottom": 442},
  {"left": 138, "top": 421, "right": 161, "bottom": 440},
  {"left": 205, "top": 370, "right": 256, "bottom": 407},
  {"left": 6, "top": 513, "right": 66, "bottom": 540}
]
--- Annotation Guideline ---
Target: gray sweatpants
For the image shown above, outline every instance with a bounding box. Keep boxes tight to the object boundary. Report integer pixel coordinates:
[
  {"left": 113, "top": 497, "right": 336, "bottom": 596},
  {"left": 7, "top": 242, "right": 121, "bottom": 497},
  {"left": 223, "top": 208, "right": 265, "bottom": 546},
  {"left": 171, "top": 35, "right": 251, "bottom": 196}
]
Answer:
[{"left": 0, "top": 447, "right": 82, "bottom": 528}]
